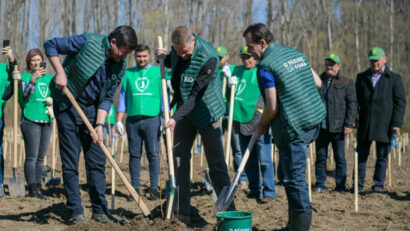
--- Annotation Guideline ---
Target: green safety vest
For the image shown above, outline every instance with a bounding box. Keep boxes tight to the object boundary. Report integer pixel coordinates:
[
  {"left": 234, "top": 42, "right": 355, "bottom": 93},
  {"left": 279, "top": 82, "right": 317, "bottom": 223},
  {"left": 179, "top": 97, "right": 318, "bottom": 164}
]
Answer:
[
  {"left": 257, "top": 42, "right": 326, "bottom": 147},
  {"left": 170, "top": 34, "right": 225, "bottom": 130},
  {"left": 0, "top": 63, "right": 10, "bottom": 118},
  {"left": 51, "top": 33, "right": 126, "bottom": 111},
  {"left": 232, "top": 66, "right": 260, "bottom": 123},
  {"left": 105, "top": 104, "right": 115, "bottom": 124},
  {"left": 19, "top": 72, "right": 53, "bottom": 122},
  {"left": 122, "top": 65, "right": 161, "bottom": 116}
]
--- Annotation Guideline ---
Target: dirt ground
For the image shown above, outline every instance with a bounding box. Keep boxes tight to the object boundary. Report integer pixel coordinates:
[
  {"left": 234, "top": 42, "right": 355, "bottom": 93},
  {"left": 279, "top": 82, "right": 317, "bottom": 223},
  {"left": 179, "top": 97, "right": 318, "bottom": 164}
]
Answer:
[{"left": 0, "top": 135, "right": 409, "bottom": 231}]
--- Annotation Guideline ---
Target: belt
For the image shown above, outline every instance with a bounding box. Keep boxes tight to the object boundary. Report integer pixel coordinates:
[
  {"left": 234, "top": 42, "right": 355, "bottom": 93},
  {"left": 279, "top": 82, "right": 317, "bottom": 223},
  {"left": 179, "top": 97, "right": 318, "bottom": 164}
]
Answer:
[{"left": 129, "top": 115, "right": 157, "bottom": 120}]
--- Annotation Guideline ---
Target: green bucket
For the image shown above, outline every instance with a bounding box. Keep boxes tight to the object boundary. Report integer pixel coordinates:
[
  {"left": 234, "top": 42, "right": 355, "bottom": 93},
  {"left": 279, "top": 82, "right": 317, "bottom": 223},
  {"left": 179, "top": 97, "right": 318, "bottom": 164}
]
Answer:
[{"left": 215, "top": 211, "right": 253, "bottom": 231}]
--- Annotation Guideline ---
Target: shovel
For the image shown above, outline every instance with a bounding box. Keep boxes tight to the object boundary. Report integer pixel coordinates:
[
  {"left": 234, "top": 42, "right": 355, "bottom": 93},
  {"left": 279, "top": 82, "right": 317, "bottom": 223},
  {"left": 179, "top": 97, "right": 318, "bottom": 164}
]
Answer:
[
  {"left": 108, "top": 114, "right": 116, "bottom": 210},
  {"left": 158, "top": 36, "right": 177, "bottom": 220},
  {"left": 62, "top": 87, "right": 151, "bottom": 217},
  {"left": 215, "top": 133, "right": 257, "bottom": 213},
  {"left": 8, "top": 65, "right": 25, "bottom": 198},
  {"left": 45, "top": 120, "right": 61, "bottom": 186}
]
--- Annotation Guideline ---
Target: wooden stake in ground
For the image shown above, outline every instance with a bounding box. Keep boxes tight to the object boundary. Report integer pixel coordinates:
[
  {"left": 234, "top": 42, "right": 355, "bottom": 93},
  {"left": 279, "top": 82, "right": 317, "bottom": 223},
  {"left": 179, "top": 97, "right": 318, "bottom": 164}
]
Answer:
[
  {"left": 354, "top": 151, "right": 358, "bottom": 212},
  {"left": 307, "top": 157, "right": 311, "bottom": 202},
  {"left": 398, "top": 140, "right": 402, "bottom": 166},
  {"left": 388, "top": 153, "right": 392, "bottom": 187},
  {"left": 224, "top": 78, "right": 237, "bottom": 167},
  {"left": 120, "top": 134, "right": 125, "bottom": 163},
  {"left": 158, "top": 36, "right": 176, "bottom": 220},
  {"left": 62, "top": 87, "right": 150, "bottom": 217}
]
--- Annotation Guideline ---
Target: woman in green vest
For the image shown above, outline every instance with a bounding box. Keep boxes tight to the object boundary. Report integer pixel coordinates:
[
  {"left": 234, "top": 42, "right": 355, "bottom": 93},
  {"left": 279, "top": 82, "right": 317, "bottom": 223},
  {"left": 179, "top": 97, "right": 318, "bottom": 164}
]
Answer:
[
  {"left": 13, "top": 49, "right": 53, "bottom": 199},
  {"left": 0, "top": 45, "right": 16, "bottom": 198}
]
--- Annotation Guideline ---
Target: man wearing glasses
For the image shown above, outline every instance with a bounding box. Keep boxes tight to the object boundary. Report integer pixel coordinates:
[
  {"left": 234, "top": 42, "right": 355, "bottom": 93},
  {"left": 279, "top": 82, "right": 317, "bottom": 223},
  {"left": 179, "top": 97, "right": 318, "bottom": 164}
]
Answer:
[{"left": 313, "top": 53, "right": 356, "bottom": 193}]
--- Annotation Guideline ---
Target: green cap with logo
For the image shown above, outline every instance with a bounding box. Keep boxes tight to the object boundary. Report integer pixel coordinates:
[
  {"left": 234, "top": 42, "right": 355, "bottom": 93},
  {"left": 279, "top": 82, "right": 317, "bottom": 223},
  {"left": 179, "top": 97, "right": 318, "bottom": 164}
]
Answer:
[
  {"left": 215, "top": 46, "right": 228, "bottom": 58},
  {"left": 325, "top": 53, "right": 341, "bottom": 64},
  {"left": 240, "top": 45, "right": 251, "bottom": 56},
  {"left": 368, "top": 47, "right": 385, "bottom": 60}
]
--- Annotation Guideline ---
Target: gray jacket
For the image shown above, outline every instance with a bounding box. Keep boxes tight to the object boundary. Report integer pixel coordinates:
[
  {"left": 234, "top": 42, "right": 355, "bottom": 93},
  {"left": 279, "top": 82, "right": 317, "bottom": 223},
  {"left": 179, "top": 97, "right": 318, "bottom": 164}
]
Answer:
[{"left": 319, "top": 72, "right": 357, "bottom": 133}]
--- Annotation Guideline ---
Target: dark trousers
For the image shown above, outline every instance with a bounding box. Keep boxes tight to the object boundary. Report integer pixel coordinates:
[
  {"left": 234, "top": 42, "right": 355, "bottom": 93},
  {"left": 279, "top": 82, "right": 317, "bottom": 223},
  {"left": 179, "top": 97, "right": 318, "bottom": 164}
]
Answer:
[
  {"left": 126, "top": 115, "right": 161, "bottom": 190},
  {"left": 20, "top": 118, "right": 52, "bottom": 184},
  {"left": 278, "top": 126, "right": 319, "bottom": 212},
  {"left": 314, "top": 129, "right": 347, "bottom": 189},
  {"left": 55, "top": 104, "right": 108, "bottom": 218},
  {"left": 356, "top": 140, "right": 391, "bottom": 189},
  {"left": 174, "top": 117, "right": 233, "bottom": 214}
]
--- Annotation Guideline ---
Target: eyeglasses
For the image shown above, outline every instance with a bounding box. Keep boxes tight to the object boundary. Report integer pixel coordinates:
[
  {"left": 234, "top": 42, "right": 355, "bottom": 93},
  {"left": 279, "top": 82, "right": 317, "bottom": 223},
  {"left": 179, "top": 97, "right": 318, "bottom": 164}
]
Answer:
[{"left": 325, "top": 62, "right": 337, "bottom": 67}]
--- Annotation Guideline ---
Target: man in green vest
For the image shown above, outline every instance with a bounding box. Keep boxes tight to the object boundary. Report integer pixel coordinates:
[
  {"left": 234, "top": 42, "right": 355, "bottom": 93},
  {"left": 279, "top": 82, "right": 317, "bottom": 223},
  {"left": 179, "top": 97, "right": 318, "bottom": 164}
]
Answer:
[
  {"left": 231, "top": 45, "right": 276, "bottom": 203},
  {"left": 155, "top": 26, "right": 234, "bottom": 223},
  {"left": 115, "top": 44, "right": 162, "bottom": 201},
  {"left": 243, "top": 23, "right": 324, "bottom": 231},
  {"left": 44, "top": 25, "right": 138, "bottom": 225}
]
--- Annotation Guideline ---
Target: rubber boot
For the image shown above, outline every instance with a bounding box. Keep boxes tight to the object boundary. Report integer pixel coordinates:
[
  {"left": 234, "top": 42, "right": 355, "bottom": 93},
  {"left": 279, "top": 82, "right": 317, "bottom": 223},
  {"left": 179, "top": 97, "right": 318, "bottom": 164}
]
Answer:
[
  {"left": 34, "top": 183, "right": 46, "bottom": 200},
  {"left": 290, "top": 210, "right": 312, "bottom": 231},
  {"left": 28, "top": 184, "right": 36, "bottom": 197}
]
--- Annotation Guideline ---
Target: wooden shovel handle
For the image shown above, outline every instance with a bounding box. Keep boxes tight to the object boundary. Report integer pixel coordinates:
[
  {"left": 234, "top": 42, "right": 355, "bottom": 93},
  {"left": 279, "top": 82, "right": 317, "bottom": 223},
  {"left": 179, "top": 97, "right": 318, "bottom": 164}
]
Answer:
[
  {"left": 13, "top": 65, "right": 18, "bottom": 168},
  {"left": 62, "top": 87, "right": 151, "bottom": 216},
  {"left": 158, "top": 36, "right": 176, "bottom": 220}
]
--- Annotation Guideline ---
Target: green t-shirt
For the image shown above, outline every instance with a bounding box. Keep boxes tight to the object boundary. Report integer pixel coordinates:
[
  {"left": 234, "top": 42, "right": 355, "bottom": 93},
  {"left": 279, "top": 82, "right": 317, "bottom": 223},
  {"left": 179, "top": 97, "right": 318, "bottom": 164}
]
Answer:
[
  {"left": 19, "top": 72, "right": 53, "bottom": 122},
  {"left": 231, "top": 66, "right": 260, "bottom": 123}
]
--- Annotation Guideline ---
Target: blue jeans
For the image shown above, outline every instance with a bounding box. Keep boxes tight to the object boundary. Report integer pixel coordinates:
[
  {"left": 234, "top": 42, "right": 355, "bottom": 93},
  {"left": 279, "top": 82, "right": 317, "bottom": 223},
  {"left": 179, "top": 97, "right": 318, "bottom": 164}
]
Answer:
[
  {"left": 126, "top": 116, "right": 161, "bottom": 190},
  {"left": 278, "top": 126, "right": 319, "bottom": 212},
  {"left": 0, "top": 118, "right": 4, "bottom": 185},
  {"left": 240, "top": 130, "right": 276, "bottom": 198},
  {"left": 55, "top": 103, "right": 108, "bottom": 218},
  {"left": 20, "top": 118, "right": 52, "bottom": 184},
  {"left": 356, "top": 140, "right": 391, "bottom": 190},
  {"left": 315, "top": 129, "right": 347, "bottom": 189},
  {"left": 232, "top": 122, "right": 247, "bottom": 182}
]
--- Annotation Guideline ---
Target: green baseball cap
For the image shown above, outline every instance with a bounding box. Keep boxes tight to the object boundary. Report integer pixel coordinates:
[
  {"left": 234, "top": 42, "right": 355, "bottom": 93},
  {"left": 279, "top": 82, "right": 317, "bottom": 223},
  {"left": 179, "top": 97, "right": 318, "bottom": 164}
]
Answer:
[
  {"left": 215, "top": 46, "right": 228, "bottom": 57},
  {"left": 325, "top": 53, "right": 341, "bottom": 64},
  {"left": 368, "top": 47, "right": 385, "bottom": 60},
  {"left": 240, "top": 45, "right": 251, "bottom": 56}
]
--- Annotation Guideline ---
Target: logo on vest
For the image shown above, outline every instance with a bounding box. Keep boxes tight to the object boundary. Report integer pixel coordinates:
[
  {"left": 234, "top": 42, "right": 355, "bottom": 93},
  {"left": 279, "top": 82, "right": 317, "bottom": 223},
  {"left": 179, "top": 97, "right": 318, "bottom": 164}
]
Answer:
[
  {"left": 111, "top": 74, "right": 117, "bottom": 80},
  {"left": 236, "top": 79, "right": 247, "bottom": 95},
  {"left": 38, "top": 83, "right": 49, "bottom": 98},
  {"left": 283, "top": 56, "right": 307, "bottom": 73},
  {"left": 135, "top": 77, "right": 149, "bottom": 92},
  {"left": 184, "top": 76, "right": 194, "bottom": 83}
]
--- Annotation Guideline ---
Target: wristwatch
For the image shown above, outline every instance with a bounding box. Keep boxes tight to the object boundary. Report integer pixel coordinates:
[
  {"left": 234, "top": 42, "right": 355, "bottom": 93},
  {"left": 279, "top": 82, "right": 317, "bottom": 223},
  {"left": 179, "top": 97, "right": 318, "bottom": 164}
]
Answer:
[{"left": 95, "top": 123, "right": 104, "bottom": 128}]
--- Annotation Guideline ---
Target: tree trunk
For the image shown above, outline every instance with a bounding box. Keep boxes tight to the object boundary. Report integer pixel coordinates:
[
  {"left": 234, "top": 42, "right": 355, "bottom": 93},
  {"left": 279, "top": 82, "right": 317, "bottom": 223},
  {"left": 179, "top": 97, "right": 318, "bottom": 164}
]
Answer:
[
  {"left": 355, "top": 0, "right": 362, "bottom": 73},
  {"left": 389, "top": 0, "right": 394, "bottom": 70}
]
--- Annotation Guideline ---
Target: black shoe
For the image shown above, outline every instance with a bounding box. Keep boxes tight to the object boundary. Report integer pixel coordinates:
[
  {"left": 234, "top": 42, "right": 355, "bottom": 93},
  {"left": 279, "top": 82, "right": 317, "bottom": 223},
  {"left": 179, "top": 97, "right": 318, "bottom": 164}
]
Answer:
[
  {"left": 349, "top": 187, "right": 364, "bottom": 194},
  {"left": 246, "top": 192, "right": 260, "bottom": 199},
  {"left": 28, "top": 184, "right": 36, "bottom": 197},
  {"left": 149, "top": 188, "right": 160, "bottom": 201},
  {"left": 313, "top": 186, "right": 328, "bottom": 193},
  {"left": 371, "top": 185, "right": 383, "bottom": 192},
  {"left": 335, "top": 186, "right": 348, "bottom": 192},
  {"left": 259, "top": 195, "right": 274, "bottom": 204},
  {"left": 126, "top": 188, "right": 140, "bottom": 201}
]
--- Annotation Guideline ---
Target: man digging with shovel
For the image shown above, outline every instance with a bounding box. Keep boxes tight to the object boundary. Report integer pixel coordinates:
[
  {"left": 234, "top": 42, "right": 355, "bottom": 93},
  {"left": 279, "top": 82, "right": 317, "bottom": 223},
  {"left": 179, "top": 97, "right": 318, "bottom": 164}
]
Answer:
[
  {"left": 44, "top": 26, "right": 138, "bottom": 225},
  {"left": 243, "top": 23, "right": 324, "bottom": 231},
  {"left": 155, "top": 26, "right": 235, "bottom": 224}
]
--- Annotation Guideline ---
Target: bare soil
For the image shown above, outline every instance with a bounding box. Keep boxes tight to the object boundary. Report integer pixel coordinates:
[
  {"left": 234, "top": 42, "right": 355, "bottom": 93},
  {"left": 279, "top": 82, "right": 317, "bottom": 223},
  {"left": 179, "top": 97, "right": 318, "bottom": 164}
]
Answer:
[{"left": 0, "top": 137, "right": 409, "bottom": 231}]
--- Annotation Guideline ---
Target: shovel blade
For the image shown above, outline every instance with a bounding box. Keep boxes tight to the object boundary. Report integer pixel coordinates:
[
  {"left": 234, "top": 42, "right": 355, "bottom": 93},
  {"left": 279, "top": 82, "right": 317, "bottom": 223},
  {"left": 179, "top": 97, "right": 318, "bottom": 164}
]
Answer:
[
  {"left": 214, "top": 183, "right": 239, "bottom": 214},
  {"left": 45, "top": 177, "right": 61, "bottom": 186},
  {"left": 194, "top": 145, "right": 202, "bottom": 155},
  {"left": 8, "top": 176, "right": 25, "bottom": 198}
]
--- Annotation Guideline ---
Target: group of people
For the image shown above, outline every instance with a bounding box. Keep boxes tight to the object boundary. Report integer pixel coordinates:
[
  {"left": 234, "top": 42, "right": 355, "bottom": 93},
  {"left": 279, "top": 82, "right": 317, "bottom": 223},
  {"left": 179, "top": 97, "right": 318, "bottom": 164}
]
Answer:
[{"left": 0, "top": 22, "right": 405, "bottom": 231}]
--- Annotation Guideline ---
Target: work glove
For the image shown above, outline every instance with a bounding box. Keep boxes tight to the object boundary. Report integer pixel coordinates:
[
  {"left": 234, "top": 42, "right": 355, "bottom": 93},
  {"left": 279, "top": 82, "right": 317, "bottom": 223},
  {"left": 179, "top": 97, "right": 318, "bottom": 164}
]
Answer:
[
  {"left": 115, "top": 121, "right": 124, "bottom": 136},
  {"left": 45, "top": 97, "right": 54, "bottom": 119},
  {"left": 229, "top": 76, "right": 237, "bottom": 86},
  {"left": 222, "top": 65, "right": 231, "bottom": 78}
]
